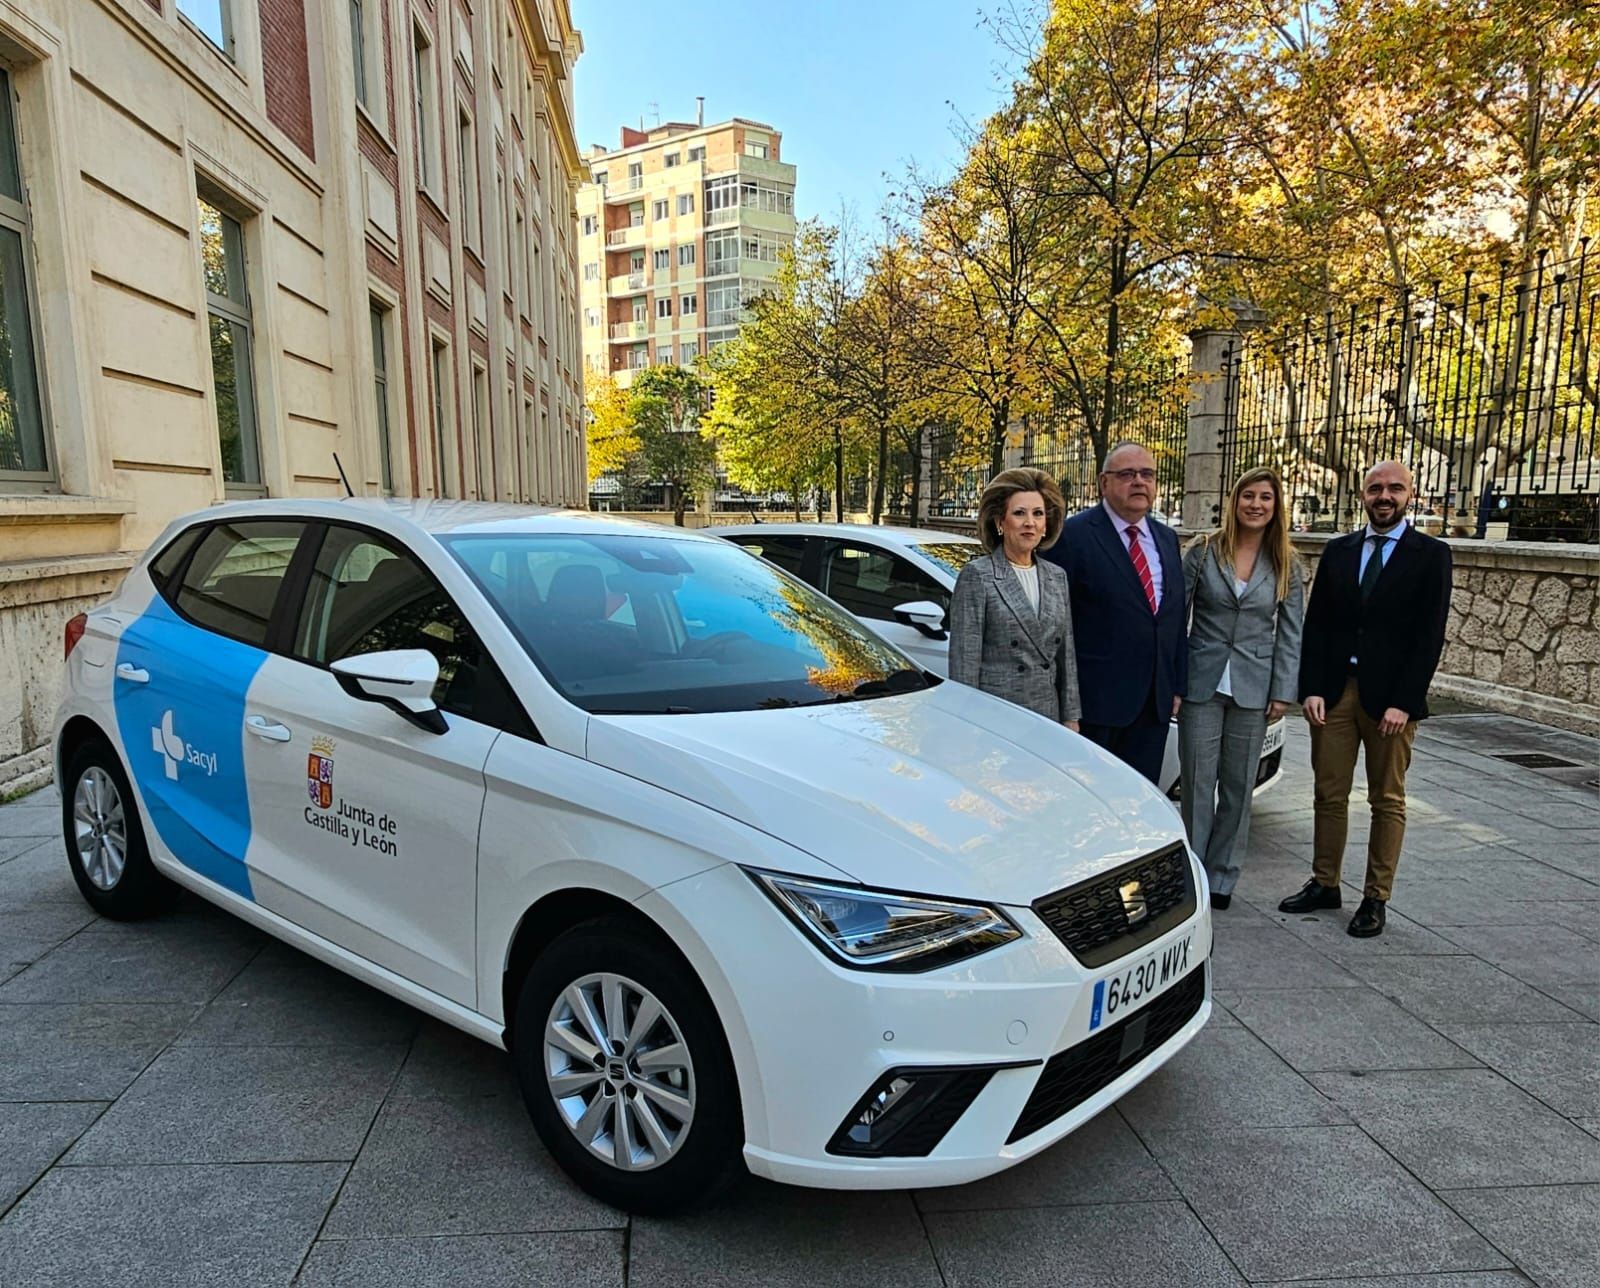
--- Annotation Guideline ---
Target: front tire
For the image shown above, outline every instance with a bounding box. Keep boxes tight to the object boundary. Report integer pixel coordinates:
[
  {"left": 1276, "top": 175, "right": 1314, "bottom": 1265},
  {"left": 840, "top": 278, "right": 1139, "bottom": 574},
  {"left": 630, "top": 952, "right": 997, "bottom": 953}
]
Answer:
[
  {"left": 61, "top": 736, "right": 173, "bottom": 919},
  {"left": 512, "top": 915, "right": 742, "bottom": 1214}
]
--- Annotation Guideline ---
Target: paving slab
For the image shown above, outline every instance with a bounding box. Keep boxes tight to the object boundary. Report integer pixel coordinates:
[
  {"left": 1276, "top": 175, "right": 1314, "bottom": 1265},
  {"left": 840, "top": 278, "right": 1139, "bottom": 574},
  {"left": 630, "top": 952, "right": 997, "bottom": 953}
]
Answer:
[
  {"left": 177, "top": 941, "right": 421, "bottom": 1049},
  {"left": 925, "top": 1200, "right": 1244, "bottom": 1286},
  {"left": 0, "top": 1002, "right": 197, "bottom": 1101},
  {"left": 1117, "top": 1024, "right": 1348, "bottom": 1138},
  {"left": 1436, "top": 923, "right": 1600, "bottom": 1020},
  {"left": 322, "top": 1091, "right": 623, "bottom": 1238},
  {"left": 388, "top": 1017, "right": 519, "bottom": 1102},
  {"left": 0, "top": 1161, "right": 345, "bottom": 1288},
  {"left": 1224, "top": 986, "right": 1478, "bottom": 1072},
  {"left": 632, "top": 1185, "right": 942, "bottom": 1288},
  {"left": 0, "top": 1102, "right": 103, "bottom": 1215},
  {"left": 1340, "top": 953, "right": 1589, "bottom": 1024},
  {"left": 1437, "top": 1021, "right": 1600, "bottom": 1118},
  {"left": 1388, "top": 878, "right": 1592, "bottom": 928},
  {"left": 1256, "top": 1277, "right": 1533, "bottom": 1288},
  {"left": 0, "top": 802, "right": 60, "bottom": 840},
  {"left": 1153, "top": 1125, "right": 1509, "bottom": 1282},
  {"left": 0, "top": 908, "right": 263, "bottom": 1005},
  {"left": 1311, "top": 1068, "right": 1600, "bottom": 1189},
  {"left": 0, "top": 834, "right": 52, "bottom": 863},
  {"left": 295, "top": 1232, "right": 626, "bottom": 1288},
  {"left": 1444, "top": 1184, "right": 1600, "bottom": 1288},
  {"left": 0, "top": 841, "right": 82, "bottom": 906},
  {"left": 914, "top": 1106, "right": 1172, "bottom": 1213},
  {"left": 1266, "top": 903, "right": 1466, "bottom": 958},
  {"left": 64, "top": 1043, "right": 406, "bottom": 1165},
  {"left": 1209, "top": 919, "right": 1363, "bottom": 991},
  {"left": 0, "top": 905, "right": 96, "bottom": 977}
]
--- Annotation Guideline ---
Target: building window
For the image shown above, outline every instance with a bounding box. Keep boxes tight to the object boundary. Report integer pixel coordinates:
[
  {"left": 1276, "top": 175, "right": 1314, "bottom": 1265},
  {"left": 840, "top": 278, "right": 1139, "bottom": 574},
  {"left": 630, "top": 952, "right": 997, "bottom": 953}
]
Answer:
[
  {"left": 582, "top": 262, "right": 598, "bottom": 281},
  {"left": 653, "top": 248, "right": 670, "bottom": 270},
  {"left": 658, "top": 344, "right": 674, "bottom": 365},
  {"left": 680, "top": 293, "right": 697, "bottom": 315},
  {"left": 744, "top": 139, "right": 769, "bottom": 159},
  {"left": 430, "top": 337, "right": 454, "bottom": 497},
  {"left": 680, "top": 340, "right": 699, "bottom": 361},
  {"left": 705, "top": 229, "right": 738, "bottom": 277},
  {"left": 678, "top": 244, "right": 695, "bottom": 266},
  {"left": 657, "top": 298, "right": 672, "bottom": 319},
  {"left": 178, "top": 1, "right": 235, "bottom": 60},
  {"left": 370, "top": 301, "right": 395, "bottom": 493},
  {"left": 652, "top": 198, "right": 668, "bottom": 221},
  {"left": 581, "top": 214, "right": 597, "bottom": 236},
  {"left": 677, "top": 193, "right": 695, "bottom": 215},
  {"left": 584, "top": 308, "right": 600, "bottom": 327},
  {"left": 349, "top": 0, "right": 370, "bottom": 106},
  {"left": 0, "top": 70, "right": 49, "bottom": 482},
  {"left": 593, "top": 170, "right": 608, "bottom": 188},
  {"left": 629, "top": 251, "right": 645, "bottom": 271},
  {"left": 198, "top": 191, "right": 261, "bottom": 488},
  {"left": 412, "top": 24, "right": 440, "bottom": 193},
  {"left": 457, "top": 106, "right": 479, "bottom": 247},
  {"left": 627, "top": 161, "right": 643, "bottom": 190},
  {"left": 687, "top": 146, "right": 705, "bottom": 163},
  {"left": 471, "top": 363, "right": 489, "bottom": 498},
  {"left": 664, "top": 152, "right": 680, "bottom": 167},
  {"left": 706, "top": 280, "right": 744, "bottom": 327}
]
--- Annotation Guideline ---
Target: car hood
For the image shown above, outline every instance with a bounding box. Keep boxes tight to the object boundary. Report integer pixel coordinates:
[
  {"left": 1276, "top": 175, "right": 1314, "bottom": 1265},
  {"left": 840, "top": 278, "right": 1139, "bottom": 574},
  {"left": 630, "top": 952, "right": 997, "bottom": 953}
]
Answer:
[{"left": 585, "top": 681, "right": 1188, "bottom": 906}]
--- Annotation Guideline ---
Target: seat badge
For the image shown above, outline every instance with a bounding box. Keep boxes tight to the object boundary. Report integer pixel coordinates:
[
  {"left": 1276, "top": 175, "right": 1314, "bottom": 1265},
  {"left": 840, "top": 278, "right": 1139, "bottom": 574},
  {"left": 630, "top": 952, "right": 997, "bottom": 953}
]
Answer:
[{"left": 1119, "top": 879, "right": 1149, "bottom": 926}]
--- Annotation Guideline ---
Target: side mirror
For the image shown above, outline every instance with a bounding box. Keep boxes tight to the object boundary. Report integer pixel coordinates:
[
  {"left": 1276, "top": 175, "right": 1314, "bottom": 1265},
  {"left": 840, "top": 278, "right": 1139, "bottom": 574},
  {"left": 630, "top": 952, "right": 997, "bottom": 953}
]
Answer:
[
  {"left": 892, "top": 599, "right": 948, "bottom": 640},
  {"left": 331, "top": 649, "right": 447, "bottom": 734}
]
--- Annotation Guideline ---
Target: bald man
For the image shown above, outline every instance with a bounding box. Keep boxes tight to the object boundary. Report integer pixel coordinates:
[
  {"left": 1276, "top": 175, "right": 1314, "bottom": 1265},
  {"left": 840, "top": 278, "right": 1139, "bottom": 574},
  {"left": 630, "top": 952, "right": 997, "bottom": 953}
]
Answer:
[{"left": 1279, "top": 462, "right": 1453, "bottom": 937}]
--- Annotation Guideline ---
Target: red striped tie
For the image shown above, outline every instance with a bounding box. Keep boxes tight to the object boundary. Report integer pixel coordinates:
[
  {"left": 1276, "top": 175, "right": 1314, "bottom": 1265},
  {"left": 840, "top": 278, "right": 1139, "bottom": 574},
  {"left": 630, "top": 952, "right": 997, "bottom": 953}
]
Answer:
[{"left": 1125, "top": 525, "right": 1158, "bottom": 614}]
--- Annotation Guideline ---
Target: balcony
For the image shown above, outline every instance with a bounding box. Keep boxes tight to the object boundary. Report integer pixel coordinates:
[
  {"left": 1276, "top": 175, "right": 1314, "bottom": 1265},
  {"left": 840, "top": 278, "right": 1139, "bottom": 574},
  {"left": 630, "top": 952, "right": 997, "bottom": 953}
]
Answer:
[
  {"left": 706, "top": 207, "right": 739, "bottom": 227},
  {"left": 603, "top": 176, "right": 646, "bottom": 202},
  {"left": 606, "top": 225, "right": 646, "bottom": 248},
  {"left": 607, "top": 271, "right": 648, "bottom": 293},
  {"left": 610, "top": 320, "right": 649, "bottom": 342}
]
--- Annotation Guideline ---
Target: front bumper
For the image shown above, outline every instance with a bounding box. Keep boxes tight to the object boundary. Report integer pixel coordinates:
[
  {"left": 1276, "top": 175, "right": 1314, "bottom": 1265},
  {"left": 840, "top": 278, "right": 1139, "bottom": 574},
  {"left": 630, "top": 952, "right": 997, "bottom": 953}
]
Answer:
[{"left": 636, "top": 856, "right": 1212, "bottom": 1190}]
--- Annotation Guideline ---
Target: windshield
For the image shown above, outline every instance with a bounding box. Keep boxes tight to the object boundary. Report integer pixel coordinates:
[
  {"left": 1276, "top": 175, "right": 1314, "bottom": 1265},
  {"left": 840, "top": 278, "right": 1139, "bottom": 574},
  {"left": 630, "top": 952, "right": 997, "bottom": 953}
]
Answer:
[
  {"left": 443, "top": 532, "right": 927, "bottom": 715},
  {"left": 913, "top": 541, "right": 985, "bottom": 578}
]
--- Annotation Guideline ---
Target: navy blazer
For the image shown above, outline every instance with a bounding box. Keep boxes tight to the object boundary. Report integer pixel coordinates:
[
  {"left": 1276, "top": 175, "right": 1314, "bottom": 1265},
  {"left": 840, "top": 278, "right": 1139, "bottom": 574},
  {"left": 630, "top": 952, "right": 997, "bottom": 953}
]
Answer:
[{"left": 1042, "top": 505, "right": 1188, "bottom": 726}]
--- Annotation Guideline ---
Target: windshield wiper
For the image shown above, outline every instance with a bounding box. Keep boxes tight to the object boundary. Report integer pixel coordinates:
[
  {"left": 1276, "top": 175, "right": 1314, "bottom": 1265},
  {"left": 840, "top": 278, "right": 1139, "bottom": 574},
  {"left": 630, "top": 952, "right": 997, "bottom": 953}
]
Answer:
[{"left": 849, "top": 668, "right": 930, "bottom": 698}]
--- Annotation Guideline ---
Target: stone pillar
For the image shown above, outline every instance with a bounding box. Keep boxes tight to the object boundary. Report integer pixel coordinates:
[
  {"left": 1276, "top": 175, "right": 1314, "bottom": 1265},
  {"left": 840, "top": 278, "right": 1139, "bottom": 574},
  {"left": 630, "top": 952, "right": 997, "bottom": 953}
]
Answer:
[
  {"left": 1002, "top": 417, "right": 1026, "bottom": 470},
  {"left": 1184, "top": 304, "right": 1264, "bottom": 531},
  {"left": 915, "top": 430, "right": 933, "bottom": 525}
]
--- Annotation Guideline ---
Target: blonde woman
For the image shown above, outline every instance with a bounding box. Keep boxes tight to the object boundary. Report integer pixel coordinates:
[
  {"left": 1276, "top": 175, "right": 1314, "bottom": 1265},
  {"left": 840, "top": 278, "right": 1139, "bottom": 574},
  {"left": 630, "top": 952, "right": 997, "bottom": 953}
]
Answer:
[
  {"left": 948, "top": 468, "right": 1081, "bottom": 728},
  {"left": 1179, "top": 467, "right": 1305, "bottom": 908}
]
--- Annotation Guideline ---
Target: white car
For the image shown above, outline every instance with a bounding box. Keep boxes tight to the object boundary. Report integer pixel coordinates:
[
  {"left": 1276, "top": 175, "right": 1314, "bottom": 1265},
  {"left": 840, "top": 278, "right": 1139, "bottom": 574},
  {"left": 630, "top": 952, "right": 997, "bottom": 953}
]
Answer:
[
  {"left": 53, "top": 500, "right": 1211, "bottom": 1213},
  {"left": 716, "top": 522, "right": 1286, "bottom": 796}
]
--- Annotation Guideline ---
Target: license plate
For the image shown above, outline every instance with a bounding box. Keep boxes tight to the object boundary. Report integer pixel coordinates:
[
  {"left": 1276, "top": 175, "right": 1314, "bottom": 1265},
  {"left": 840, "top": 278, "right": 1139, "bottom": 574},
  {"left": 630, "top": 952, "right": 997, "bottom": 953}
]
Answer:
[
  {"left": 1089, "top": 932, "right": 1195, "bottom": 1031},
  {"left": 1262, "top": 719, "right": 1286, "bottom": 755}
]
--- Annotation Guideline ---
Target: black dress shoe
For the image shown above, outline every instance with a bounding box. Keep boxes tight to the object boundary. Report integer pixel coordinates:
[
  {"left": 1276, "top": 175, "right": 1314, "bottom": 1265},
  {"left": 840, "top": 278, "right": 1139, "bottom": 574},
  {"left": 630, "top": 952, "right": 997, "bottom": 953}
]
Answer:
[
  {"left": 1347, "top": 897, "right": 1387, "bottom": 937},
  {"left": 1278, "top": 879, "right": 1342, "bottom": 914},
  {"left": 1210, "top": 893, "right": 1232, "bottom": 911}
]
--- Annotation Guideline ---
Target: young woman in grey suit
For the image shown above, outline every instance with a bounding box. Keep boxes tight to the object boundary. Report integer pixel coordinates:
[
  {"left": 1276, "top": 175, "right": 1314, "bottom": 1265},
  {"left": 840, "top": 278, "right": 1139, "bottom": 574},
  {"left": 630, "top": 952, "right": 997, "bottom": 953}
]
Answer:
[
  {"left": 948, "top": 468, "right": 1082, "bottom": 728},
  {"left": 1179, "top": 467, "right": 1305, "bottom": 908}
]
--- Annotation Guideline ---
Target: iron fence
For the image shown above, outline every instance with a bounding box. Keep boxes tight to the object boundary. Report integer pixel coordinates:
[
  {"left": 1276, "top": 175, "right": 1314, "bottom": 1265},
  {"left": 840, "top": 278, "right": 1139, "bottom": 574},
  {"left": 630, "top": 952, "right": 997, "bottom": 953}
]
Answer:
[{"left": 1223, "top": 247, "right": 1600, "bottom": 543}]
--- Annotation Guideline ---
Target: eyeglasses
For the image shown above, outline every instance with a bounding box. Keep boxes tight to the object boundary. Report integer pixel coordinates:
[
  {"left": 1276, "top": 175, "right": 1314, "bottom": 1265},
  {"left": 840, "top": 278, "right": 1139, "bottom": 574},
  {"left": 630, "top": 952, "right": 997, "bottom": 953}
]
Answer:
[{"left": 1107, "top": 468, "right": 1157, "bottom": 483}]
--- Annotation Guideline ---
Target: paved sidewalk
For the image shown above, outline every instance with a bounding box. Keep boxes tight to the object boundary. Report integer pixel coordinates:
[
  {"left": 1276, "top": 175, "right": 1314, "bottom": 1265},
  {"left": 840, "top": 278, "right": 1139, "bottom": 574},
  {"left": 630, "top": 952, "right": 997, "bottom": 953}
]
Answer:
[{"left": 0, "top": 714, "right": 1596, "bottom": 1287}]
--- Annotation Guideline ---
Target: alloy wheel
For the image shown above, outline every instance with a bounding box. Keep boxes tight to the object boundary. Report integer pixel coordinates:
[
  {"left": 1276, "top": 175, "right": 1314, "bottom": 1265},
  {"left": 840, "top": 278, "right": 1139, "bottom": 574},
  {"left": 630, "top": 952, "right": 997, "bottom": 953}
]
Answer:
[
  {"left": 543, "top": 972, "right": 696, "bottom": 1172},
  {"left": 73, "top": 766, "right": 128, "bottom": 891}
]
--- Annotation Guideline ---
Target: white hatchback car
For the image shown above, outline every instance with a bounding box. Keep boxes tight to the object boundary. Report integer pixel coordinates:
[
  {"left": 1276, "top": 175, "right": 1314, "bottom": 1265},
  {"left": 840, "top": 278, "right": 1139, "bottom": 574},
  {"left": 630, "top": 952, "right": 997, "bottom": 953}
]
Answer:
[
  {"left": 53, "top": 500, "right": 1211, "bottom": 1212},
  {"left": 716, "top": 522, "right": 1286, "bottom": 796}
]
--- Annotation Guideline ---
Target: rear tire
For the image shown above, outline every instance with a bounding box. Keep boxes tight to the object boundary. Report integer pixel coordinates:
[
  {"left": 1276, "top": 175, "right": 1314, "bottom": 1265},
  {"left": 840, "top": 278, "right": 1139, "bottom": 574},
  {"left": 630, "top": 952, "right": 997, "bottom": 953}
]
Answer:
[
  {"left": 511, "top": 915, "right": 743, "bottom": 1214},
  {"left": 60, "top": 737, "right": 173, "bottom": 919}
]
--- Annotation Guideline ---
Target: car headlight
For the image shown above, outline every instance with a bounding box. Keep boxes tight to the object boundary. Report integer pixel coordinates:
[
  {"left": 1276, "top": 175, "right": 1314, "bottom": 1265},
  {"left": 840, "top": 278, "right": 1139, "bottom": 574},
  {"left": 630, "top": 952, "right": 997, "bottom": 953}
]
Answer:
[{"left": 746, "top": 870, "right": 1022, "bottom": 972}]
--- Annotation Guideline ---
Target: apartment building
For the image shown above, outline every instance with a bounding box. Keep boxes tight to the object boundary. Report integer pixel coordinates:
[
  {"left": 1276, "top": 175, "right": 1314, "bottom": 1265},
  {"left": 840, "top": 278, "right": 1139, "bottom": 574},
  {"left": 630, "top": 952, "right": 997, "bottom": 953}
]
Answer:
[
  {"left": 575, "top": 113, "right": 796, "bottom": 385},
  {"left": 0, "top": 0, "right": 585, "bottom": 791}
]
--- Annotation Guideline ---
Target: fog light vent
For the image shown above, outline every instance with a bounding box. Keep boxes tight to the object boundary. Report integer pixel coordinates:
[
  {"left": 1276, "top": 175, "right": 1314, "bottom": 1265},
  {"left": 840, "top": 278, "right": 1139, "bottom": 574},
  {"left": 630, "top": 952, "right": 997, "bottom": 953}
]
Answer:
[{"left": 827, "top": 1063, "right": 1030, "bottom": 1158}]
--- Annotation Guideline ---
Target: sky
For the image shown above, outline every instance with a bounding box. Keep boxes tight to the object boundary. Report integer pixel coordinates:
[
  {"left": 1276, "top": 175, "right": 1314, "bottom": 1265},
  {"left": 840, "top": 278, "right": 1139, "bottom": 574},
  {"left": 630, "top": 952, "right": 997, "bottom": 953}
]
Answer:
[{"left": 570, "top": 0, "right": 1015, "bottom": 224}]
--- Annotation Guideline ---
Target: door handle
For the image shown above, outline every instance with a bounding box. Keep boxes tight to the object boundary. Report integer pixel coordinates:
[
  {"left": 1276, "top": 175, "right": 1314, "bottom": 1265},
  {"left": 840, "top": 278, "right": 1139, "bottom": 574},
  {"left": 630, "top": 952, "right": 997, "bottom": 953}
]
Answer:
[
  {"left": 115, "top": 663, "right": 149, "bottom": 684},
  {"left": 245, "top": 715, "right": 293, "bottom": 743}
]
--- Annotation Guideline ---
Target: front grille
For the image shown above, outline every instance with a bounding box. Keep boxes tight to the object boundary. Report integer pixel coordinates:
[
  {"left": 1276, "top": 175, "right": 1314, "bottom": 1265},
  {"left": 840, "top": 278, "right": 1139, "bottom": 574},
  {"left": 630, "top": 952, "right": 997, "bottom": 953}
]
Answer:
[
  {"left": 1255, "top": 746, "right": 1283, "bottom": 786},
  {"left": 1007, "top": 965, "right": 1206, "bottom": 1143},
  {"left": 1033, "top": 843, "right": 1195, "bottom": 968}
]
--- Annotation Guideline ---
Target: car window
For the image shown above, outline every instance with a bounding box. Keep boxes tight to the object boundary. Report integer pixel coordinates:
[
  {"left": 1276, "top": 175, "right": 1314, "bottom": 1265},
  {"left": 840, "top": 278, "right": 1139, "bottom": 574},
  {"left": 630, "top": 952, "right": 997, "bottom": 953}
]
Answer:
[
  {"left": 912, "top": 542, "right": 985, "bottom": 579},
  {"left": 821, "top": 542, "right": 949, "bottom": 621},
  {"left": 445, "top": 532, "right": 921, "bottom": 715},
  {"left": 293, "top": 525, "right": 484, "bottom": 719},
  {"left": 172, "top": 521, "right": 306, "bottom": 648},
  {"left": 148, "top": 526, "right": 204, "bottom": 592},
  {"left": 727, "top": 534, "right": 808, "bottom": 578}
]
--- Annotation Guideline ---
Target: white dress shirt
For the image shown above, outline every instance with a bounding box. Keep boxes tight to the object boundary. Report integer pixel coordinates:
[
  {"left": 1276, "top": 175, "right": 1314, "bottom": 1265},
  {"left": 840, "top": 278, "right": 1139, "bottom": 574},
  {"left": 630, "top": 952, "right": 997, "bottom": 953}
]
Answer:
[
  {"left": 1010, "top": 560, "right": 1041, "bottom": 613},
  {"left": 1104, "top": 501, "right": 1164, "bottom": 606},
  {"left": 1215, "top": 575, "right": 1249, "bottom": 697}
]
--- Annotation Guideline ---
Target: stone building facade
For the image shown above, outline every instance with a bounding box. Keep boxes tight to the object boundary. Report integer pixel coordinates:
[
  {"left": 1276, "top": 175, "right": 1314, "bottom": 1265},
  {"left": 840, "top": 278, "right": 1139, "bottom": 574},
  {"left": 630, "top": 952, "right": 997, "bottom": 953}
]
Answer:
[{"left": 0, "top": 0, "right": 586, "bottom": 792}]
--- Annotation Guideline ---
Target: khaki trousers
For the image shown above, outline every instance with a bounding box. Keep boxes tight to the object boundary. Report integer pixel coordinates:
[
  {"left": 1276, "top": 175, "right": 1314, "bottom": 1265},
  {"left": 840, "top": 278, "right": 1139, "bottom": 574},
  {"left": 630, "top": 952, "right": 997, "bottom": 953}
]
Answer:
[{"left": 1310, "top": 678, "right": 1418, "bottom": 901}]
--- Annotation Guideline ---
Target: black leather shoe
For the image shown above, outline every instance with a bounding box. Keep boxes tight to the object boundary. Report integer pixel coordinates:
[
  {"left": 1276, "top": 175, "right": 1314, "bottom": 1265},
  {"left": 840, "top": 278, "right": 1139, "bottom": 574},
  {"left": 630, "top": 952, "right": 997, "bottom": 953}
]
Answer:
[
  {"left": 1210, "top": 893, "right": 1232, "bottom": 911},
  {"left": 1348, "top": 897, "right": 1386, "bottom": 937},
  {"left": 1278, "top": 880, "right": 1342, "bottom": 913}
]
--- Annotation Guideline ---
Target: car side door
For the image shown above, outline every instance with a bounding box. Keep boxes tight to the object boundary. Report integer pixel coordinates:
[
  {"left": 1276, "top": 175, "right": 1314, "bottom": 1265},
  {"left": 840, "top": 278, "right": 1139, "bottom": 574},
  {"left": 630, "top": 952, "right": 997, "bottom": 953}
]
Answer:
[
  {"left": 817, "top": 540, "right": 952, "bottom": 674},
  {"left": 112, "top": 518, "right": 309, "bottom": 902},
  {"left": 241, "top": 523, "right": 517, "bottom": 1006}
]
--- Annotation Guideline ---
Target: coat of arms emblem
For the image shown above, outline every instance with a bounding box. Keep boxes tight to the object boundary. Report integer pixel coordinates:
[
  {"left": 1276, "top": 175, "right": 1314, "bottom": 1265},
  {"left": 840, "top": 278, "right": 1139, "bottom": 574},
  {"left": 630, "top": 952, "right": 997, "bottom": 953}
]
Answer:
[{"left": 307, "top": 735, "right": 335, "bottom": 809}]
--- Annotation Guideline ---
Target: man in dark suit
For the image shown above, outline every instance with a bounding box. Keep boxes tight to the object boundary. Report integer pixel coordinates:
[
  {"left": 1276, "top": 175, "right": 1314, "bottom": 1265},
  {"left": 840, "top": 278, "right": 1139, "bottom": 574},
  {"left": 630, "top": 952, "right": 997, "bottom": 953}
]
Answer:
[
  {"left": 1042, "top": 441, "right": 1187, "bottom": 784},
  {"left": 1279, "top": 460, "right": 1453, "bottom": 937}
]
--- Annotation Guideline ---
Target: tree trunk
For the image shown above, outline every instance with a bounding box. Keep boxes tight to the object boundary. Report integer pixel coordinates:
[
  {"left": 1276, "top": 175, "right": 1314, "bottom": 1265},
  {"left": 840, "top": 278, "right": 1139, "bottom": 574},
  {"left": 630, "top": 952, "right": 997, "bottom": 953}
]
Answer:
[
  {"left": 672, "top": 485, "right": 686, "bottom": 526},
  {"left": 871, "top": 417, "right": 888, "bottom": 524},
  {"left": 834, "top": 427, "right": 845, "bottom": 522},
  {"left": 989, "top": 402, "right": 1009, "bottom": 475}
]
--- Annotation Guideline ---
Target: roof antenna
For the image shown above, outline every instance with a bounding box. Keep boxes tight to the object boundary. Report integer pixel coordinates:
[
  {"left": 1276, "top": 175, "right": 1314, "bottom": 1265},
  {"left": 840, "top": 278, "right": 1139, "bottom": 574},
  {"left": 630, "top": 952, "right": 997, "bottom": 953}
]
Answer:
[{"left": 332, "top": 452, "right": 355, "bottom": 498}]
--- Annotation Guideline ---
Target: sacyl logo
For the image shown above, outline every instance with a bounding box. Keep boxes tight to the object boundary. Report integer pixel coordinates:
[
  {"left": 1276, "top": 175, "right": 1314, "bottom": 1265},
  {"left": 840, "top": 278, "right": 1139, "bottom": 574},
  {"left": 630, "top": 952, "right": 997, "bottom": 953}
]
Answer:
[{"left": 151, "top": 710, "right": 218, "bottom": 781}]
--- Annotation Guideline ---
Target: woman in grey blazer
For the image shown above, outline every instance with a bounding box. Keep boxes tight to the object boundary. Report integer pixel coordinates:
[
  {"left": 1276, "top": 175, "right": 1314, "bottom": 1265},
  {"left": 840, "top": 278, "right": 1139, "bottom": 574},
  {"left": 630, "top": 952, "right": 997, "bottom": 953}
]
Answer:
[
  {"left": 1179, "top": 466, "right": 1305, "bottom": 907},
  {"left": 949, "top": 468, "right": 1081, "bottom": 727}
]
